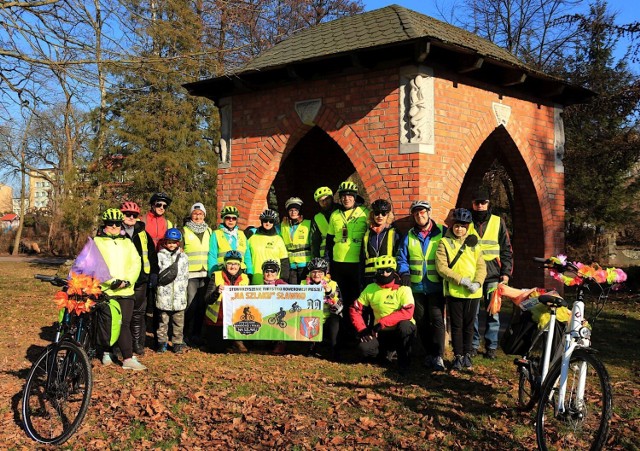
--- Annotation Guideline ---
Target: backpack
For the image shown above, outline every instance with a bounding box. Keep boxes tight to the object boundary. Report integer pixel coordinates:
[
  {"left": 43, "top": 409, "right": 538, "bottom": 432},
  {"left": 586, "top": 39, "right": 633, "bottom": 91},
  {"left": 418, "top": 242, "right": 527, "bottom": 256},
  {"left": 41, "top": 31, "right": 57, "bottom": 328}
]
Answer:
[
  {"left": 95, "top": 299, "right": 122, "bottom": 347},
  {"left": 158, "top": 253, "right": 181, "bottom": 286}
]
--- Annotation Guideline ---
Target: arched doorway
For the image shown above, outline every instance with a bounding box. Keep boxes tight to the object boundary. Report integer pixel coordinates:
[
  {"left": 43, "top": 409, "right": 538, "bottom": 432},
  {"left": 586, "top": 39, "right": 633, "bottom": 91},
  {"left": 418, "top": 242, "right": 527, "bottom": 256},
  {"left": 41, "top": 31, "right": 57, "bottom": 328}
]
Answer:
[
  {"left": 272, "top": 126, "right": 357, "bottom": 218},
  {"left": 458, "top": 126, "right": 545, "bottom": 288}
]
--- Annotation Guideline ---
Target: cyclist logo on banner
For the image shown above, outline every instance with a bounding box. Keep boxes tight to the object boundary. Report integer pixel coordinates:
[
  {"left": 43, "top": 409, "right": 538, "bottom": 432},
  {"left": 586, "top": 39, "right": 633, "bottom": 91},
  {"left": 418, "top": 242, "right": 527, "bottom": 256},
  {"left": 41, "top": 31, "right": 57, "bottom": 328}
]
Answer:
[{"left": 223, "top": 285, "right": 324, "bottom": 341}]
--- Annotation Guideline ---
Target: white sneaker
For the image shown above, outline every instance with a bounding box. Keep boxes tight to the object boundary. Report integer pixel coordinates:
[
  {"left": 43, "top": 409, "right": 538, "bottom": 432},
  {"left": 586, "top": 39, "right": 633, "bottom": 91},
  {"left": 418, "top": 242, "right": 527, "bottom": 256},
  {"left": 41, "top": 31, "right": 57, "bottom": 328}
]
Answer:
[
  {"left": 433, "top": 356, "right": 447, "bottom": 371},
  {"left": 122, "top": 358, "right": 147, "bottom": 371},
  {"left": 102, "top": 353, "right": 113, "bottom": 366}
]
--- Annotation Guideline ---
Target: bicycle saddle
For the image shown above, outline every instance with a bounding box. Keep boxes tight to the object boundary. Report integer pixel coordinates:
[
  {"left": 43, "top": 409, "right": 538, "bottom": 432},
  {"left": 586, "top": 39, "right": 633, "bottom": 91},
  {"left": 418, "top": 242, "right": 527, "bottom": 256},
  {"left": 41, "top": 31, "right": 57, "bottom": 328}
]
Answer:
[{"left": 538, "top": 292, "right": 567, "bottom": 308}]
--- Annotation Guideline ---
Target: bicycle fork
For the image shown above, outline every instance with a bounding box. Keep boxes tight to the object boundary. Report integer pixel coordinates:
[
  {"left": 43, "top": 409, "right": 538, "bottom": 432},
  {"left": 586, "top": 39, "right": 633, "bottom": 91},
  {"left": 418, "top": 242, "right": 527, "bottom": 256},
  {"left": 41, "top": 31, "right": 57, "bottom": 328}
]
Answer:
[{"left": 556, "top": 300, "right": 588, "bottom": 416}]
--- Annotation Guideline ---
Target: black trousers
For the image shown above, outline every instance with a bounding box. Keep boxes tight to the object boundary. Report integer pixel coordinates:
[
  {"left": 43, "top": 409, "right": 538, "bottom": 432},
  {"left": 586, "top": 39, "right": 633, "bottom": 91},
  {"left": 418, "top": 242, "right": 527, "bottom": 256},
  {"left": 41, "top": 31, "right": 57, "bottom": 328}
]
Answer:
[
  {"left": 447, "top": 296, "right": 480, "bottom": 356},
  {"left": 330, "top": 261, "right": 361, "bottom": 341},
  {"left": 131, "top": 283, "right": 147, "bottom": 350},
  {"left": 114, "top": 297, "right": 134, "bottom": 360},
  {"left": 185, "top": 277, "right": 209, "bottom": 342},
  {"left": 288, "top": 266, "right": 308, "bottom": 285},
  {"left": 357, "top": 320, "right": 416, "bottom": 368},
  {"left": 413, "top": 292, "right": 446, "bottom": 358}
]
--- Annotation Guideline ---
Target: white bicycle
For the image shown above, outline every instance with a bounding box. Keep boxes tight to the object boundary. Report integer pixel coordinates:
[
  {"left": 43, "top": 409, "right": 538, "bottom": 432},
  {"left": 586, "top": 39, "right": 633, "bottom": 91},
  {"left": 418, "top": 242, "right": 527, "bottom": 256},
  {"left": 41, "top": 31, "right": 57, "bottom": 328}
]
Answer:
[{"left": 522, "top": 257, "right": 615, "bottom": 450}]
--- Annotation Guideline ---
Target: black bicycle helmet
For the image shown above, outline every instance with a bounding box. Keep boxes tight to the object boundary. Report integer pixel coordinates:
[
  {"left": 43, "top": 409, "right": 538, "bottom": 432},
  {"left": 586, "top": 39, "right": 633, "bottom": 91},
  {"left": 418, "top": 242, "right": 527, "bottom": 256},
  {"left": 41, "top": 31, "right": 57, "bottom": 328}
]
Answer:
[
  {"left": 307, "top": 257, "right": 329, "bottom": 273},
  {"left": 371, "top": 199, "right": 392, "bottom": 213},
  {"left": 259, "top": 209, "right": 279, "bottom": 223},
  {"left": 150, "top": 192, "right": 172, "bottom": 206},
  {"left": 262, "top": 259, "right": 280, "bottom": 272},
  {"left": 452, "top": 208, "right": 473, "bottom": 224}
]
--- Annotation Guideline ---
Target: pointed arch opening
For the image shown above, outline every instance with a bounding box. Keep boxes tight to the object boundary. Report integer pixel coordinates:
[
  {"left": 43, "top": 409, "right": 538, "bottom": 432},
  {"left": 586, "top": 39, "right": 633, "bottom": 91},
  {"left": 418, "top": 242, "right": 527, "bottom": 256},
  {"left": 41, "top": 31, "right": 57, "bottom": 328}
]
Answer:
[{"left": 458, "top": 126, "right": 545, "bottom": 287}]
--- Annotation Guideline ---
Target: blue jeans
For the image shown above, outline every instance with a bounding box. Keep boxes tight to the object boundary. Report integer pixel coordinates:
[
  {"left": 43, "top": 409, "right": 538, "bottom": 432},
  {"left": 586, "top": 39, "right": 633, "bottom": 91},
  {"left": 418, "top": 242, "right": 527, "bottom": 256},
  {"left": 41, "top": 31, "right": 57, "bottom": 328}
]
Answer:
[{"left": 472, "top": 281, "right": 500, "bottom": 351}]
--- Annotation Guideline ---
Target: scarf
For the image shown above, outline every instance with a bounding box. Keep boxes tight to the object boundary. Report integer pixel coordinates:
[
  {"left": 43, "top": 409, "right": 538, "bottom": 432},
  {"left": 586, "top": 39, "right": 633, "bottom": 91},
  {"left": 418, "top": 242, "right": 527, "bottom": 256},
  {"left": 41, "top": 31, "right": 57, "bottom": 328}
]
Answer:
[{"left": 186, "top": 220, "right": 209, "bottom": 234}]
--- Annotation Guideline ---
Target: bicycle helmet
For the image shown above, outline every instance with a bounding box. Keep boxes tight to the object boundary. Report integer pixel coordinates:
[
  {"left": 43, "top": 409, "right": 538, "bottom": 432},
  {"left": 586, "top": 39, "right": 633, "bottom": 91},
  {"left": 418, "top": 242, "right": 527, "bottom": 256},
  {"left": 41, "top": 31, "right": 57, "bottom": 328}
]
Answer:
[
  {"left": 224, "top": 250, "right": 243, "bottom": 263},
  {"left": 307, "top": 257, "right": 329, "bottom": 273},
  {"left": 102, "top": 208, "right": 124, "bottom": 222},
  {"left": 452, "top": 208, "right": 473, "bottom": 224},
  {"left": 120, "top": 201, "right": 140, "bottom": 214},
  {"left": 314, "top": 186, "right": 333, "bottom": 202},
  {"left": 262, "top": 259, "right": 280, "bottom": 272},
  {"left": 150, "top": 192, "right": 172, "bottom": 206},
  {"left": 371, "top": 199, "right": 392, "bottom": 213},
  {"left": 285, "top": 197, "right": 303, "bottom": 211},
  {"left": 259, "top": 209, "right": 279, "bottom": 223},
  {"left": 374, "top": 255, "right": 397, "bottom": 271},
  {"left": 410, "top": 200, "right": 431, "bottom": 214},
  {"left": 337, "top": 181, "right": 358, "bottom": 196},
  {"left": 220, "top": 205, "right": 239, "bottom": 219},
  {"left": 164, "top": 228, "right": 182, "bottom": 241}
]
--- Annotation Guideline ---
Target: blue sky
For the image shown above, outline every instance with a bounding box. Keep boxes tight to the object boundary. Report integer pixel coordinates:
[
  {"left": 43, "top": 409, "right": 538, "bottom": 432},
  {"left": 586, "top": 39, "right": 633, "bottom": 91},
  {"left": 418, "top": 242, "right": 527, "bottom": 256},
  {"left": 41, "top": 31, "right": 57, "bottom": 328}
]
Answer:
[{"left": 364, "top": 0, "right": 638, "bottom": 70}]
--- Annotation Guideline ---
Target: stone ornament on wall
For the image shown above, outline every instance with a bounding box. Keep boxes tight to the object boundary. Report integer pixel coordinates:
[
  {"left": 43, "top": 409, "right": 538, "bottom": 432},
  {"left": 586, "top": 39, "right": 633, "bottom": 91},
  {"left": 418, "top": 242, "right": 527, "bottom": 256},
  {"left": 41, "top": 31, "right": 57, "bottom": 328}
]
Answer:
[
  {"left": 295, "top": 99, "right": 322, "bottom": 126},
  {"left": 554, "top": 106, "right": 565, "bottom": 173},
  {"left": 400, "top": 66, "right": 434, "bottom": 154},
  {"left": 492, "top": 102, "right": 511, "bottom": 127},
  {"left": 216, "top": 98, "right": 232, "bottom": 168}
]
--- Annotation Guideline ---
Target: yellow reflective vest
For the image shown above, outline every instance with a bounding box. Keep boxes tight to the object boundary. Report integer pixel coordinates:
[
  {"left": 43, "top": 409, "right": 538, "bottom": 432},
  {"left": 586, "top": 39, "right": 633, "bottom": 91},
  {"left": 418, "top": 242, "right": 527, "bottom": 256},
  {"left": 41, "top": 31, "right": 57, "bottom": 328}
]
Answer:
[
  {"left": 280, "top": 219, "right": 312, "bottom": 266},
  {"left": 137, "top": 229, "right": 151, "bottom": 274},
  {"left": 327, "top": 206, "right": 369, "bottom": 263},
  {"left": 363, "top": 227, "right": 396, "bottom": 276},
  {"left": 468, "top": 215, "right": 501, "bottom": 261},
  {"left": 301, "top": 277, "right": 339, "bottom": 321},
  {"left": 440, "top": 237, "right": 483, "bottom": 299},
  {"left": 407, "top": 228, "right": 442, "bottom": 284},
  {"left": 183, "top": 226, "right": 212, "bottom": 273},
  {"left": 247, "top": 233, "right": 288, "bottom": 285},
  {"left": 205, "top": 270, "right": 249, "bottom": 324},
  {"left": 356, "top": 284, "right": 416, "bottom": 328},
  {"left": 313, "top": 212, "right": 330, "bottom": 257},
  {"left": 93, "top": 235, "right": 141, "bottom": 297},
  {"left": 213, "top": 228, "right": 247, "bottom": 269}
]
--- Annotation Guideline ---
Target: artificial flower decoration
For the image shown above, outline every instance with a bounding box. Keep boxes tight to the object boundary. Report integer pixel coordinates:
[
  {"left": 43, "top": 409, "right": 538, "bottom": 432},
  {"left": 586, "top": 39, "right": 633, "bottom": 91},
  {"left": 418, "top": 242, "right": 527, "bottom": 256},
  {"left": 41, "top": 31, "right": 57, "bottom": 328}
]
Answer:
[
  {"left": 52, "top": 273, "right": 102, "bottom": 316},
  {"left": 548, "top": 255, "right": 627, "bottom": 287}
]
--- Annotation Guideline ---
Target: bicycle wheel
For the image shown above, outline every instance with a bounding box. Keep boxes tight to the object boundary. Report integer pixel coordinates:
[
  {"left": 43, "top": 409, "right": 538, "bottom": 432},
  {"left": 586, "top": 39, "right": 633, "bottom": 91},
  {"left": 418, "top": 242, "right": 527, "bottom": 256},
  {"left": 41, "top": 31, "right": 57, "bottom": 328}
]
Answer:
[
  {"left": 517, "top": 330, "right": 546, "bottom": 411},
  {"left": 535, "top": 350, "right": 612, "bottom": 450},
  {"left": 22, "top": 340, "right": 93, "bottom": 445}
]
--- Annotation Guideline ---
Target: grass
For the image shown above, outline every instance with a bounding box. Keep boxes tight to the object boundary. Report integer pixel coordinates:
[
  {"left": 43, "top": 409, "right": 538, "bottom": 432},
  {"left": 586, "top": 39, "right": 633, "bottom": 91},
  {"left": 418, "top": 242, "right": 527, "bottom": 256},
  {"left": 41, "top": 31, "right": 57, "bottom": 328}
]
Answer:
[{"left": 1, "top": 260, "right": 639, "bottom": 449}]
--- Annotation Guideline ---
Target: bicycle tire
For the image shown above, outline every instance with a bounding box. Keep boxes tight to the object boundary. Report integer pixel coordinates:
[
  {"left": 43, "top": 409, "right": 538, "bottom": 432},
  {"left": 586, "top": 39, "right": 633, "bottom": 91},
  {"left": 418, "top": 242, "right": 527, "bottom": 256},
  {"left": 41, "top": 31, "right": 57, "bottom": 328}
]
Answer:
[
  {"left": 22, "top": 340, "right": 93, "bottom": 445},
  {"left": 535, "top": 349, "right": 612, "bottom": 451},
  {"left": 517, "top": 329, "right": 547, "bottom": 411},
  {"left": 268, "top": 316, "right": 277, "bottom": 325}
]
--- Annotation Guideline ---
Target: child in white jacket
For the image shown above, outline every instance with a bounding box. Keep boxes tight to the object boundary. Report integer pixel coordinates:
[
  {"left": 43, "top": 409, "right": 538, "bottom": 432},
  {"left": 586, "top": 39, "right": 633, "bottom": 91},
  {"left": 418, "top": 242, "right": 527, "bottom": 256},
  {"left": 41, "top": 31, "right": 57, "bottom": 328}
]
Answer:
[{"left": 156, "top": 228, "right": 190, "bottom": 353}]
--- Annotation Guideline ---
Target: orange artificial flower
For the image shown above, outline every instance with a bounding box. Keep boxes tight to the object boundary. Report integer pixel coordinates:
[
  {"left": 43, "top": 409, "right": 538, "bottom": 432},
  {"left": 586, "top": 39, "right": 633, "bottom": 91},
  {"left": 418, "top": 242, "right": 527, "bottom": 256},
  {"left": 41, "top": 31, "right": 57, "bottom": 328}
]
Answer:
[{"left": 53, "top": 291, "right": 69, "bottom": 310}]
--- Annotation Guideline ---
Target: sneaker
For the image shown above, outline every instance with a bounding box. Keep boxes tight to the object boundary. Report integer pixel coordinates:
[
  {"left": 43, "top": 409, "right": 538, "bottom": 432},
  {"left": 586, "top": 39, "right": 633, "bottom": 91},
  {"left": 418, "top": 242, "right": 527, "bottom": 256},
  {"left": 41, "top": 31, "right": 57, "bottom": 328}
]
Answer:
[
  {"left": 102, "top": 353, "right": 113, "bottom": 366},
  {"left": 463, "top": 353, "right": 474, "bottom": 370},
  {"left": 423, "top": 355, "right": 435, "bottom": 369},
  {"left": 172, "top": 343, "right": 185, "bottom": 354},
  {"left": 157, "top": 342, "right": 168, "bottom": 353},
  {"left": 433, "top": 356, "right": 447, "bottom": 372},
  {"left": 451, "top": 355, "right": 464, "bottom": 371},
  {"left": 469, "top": 348, "right": 478, "bottom": 358},
  {"left": 122, "top": 358, "right": 147, "bottom": 371},
  {"left": 272, "top": 342, "right": 286, "bottom": 355},
  {"left": 485, "top": 349, "right": 497, "bottom": 360},
  {"left": 230, "top": 341, "right": 248, "bottom": 353}
]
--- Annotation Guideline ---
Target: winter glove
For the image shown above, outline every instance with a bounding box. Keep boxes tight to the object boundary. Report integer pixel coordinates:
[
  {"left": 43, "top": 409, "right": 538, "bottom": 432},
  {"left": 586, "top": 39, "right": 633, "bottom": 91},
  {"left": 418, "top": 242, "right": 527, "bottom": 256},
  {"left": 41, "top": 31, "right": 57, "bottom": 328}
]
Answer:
[
  {"left": 329, "top": 303, "right": 343, "bottom": 315},
  {"left": 148, "top": 273, "right": 158, "bottom": 289},
  {"left": 459, "top": 277, "right": 472, "bottom": 289},
  {"left": 358, "top": 328, "right": 375, "bottom": 343},
  {"left": 401, "top": 274, "right": 412, "bottom": 287},
  {"left": 468, "top": 282, "right": 481, "bottom": 294},
  {"left": 110, "top": 279, "right": 124, "bottom": 290}
]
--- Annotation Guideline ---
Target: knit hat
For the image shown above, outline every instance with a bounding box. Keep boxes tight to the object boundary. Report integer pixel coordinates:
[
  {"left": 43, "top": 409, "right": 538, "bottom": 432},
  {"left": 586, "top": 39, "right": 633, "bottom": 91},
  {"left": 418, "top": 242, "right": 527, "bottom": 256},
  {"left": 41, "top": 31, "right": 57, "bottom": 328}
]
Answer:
[
  {"left": 472, "top": 187, "right": 490, "bottom": 202},
  {"left": 190, "top": 202, "right": 206, "bottom": 216}
]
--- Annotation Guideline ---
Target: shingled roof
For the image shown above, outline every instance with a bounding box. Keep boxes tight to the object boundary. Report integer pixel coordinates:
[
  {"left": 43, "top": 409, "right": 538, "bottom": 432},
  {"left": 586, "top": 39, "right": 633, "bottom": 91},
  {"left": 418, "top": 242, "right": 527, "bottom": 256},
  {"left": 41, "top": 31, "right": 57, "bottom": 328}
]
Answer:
[{"left": 184, "top": 4, "right": 593, "bottom": 105}]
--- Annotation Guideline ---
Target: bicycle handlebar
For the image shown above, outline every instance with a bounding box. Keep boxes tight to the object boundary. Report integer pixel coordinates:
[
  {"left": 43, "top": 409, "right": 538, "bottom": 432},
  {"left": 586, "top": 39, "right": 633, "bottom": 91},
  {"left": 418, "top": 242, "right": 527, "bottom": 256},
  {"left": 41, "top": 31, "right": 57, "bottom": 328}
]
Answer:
[{"left": 34, "top": 274, "right": 67, "bottom": 287}]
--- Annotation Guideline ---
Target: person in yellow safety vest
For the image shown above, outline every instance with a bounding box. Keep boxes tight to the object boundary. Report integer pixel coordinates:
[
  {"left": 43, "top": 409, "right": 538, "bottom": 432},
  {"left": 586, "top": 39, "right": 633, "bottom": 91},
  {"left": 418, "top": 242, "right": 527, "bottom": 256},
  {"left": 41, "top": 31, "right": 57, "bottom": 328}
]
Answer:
[
  {"left": 310, "top": 186, "right": 337, "bottom": 259},
  {"left": 181, "top": 203, "right": 213, "bottom": 347},
  {"left": 325, "top": 181, "right": 370, "bottom": 341},
  {"left": 301, "top": 257, "right": 343, "bottom": 361},
  {"left": 435, "top": 208, "right": 486, "bottom": 372},
  {"left": 207, "top": 205, "right": 253, "bottom": 278},
  {"left": 203, "top": 250, "right": 250, "bottom": 353},
  {"left": 121, "top": 201, "right": 159, "bottom": 356},
  {"left": 93, "top": 208, "right": 146, "bottom": 371},
  {"left": 247, "top": 209, "right": 290, "bottom": 285},
  {"left": 468, "top": 186, "right": 513, "bottom": 360},
  {"left": 280, "top": 197, "right": 312, "bottom": 284},
  {"left": 361, "top": 199, "right": 399, "bottom": 287},
  {"left": 350, "top": 255, "right": 416, "bottom": 375},
  {"left": 397, "top": 200, "right": 447, "bottom": 371}
]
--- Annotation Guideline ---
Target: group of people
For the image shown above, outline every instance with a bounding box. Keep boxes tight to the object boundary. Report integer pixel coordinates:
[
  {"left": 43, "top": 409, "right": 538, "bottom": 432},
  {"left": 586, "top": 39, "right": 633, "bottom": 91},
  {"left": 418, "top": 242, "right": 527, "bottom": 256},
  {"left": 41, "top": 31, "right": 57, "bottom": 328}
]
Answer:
[{"left": 87, "top": 182, "right": 512, "bottom": 374}]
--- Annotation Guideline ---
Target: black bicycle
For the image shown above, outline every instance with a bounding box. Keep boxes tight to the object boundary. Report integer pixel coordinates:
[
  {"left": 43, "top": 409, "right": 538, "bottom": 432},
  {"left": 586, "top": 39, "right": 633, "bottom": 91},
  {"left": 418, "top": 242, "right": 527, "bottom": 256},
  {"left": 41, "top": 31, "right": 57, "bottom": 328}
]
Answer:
[{"left": 22, "top": 274, "right": 105, "bottom": 445}]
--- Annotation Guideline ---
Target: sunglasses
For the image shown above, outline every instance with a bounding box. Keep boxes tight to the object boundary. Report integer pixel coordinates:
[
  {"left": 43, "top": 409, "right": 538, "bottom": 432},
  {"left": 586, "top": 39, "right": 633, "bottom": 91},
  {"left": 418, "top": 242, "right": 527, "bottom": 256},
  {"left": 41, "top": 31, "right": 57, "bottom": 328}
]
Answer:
[
  {"left": 154, "top": 202, "right": 168, "bottom": 209},
  {"left": 224, "top": 216, "right": 238, "bottom": 221},
  {"left": 376, "top": 268, "right": 394, "bottom": 275},
  {"left": 104, "top": 221, "right": 122, "bottom": 227},
  {"left": 473, "top": 200, "right": 489, "bottom": 205},
  {"left": 373, "top": 211, "right": 388, "bottom": 217},
  {"left": 264, "top": 268, "right": 278, "bottom": 274},
  {"left": 123, "top": 212, "right": 139, "bottom": 218},
  {"left": 262, "top": 219, "right": 275, "bottom": 224}
]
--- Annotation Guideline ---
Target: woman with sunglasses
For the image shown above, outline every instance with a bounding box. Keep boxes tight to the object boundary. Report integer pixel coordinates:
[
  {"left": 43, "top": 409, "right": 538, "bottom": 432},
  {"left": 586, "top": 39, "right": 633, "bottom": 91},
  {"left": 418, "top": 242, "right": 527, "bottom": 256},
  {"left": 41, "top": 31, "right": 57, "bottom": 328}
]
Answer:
[
  {"left": 247, "top": 209, "right": 290, "bottom": 285},
  {"left": 361, "top": 199, "right": 399, "bottom": 288},
  {"left": 207, "top": 206, "right": 252, "bottom": 279},
  {"left": 120, "top": 201, "right": 159, "bottom": 356},
  {"left": 143, "top": 192, "right": 174, "bottom": 249},
  {"left": 350, "top": 256, "right": 416, "bottom": 375},
  {"left": 94, "top": 208, "right": 145, "bottom": 370}
]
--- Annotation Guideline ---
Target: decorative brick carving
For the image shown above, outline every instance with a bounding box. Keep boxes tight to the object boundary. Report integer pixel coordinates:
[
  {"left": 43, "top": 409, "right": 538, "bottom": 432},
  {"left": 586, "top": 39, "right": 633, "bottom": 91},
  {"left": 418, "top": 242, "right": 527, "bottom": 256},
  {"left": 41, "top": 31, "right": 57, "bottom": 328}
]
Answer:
[
  {"left": 492, "top": 102, "right": 511, "bottom": 126},
  {"left": 399, "top": 66, "right": 434, "bottom": 154},
  {"left": 216, "top": 98, "right": 232, "bottom": 168},
  {"left": 554, "top": 106, "right": 565, "bottom": 173},
  {"left": 295, "top": 99, "right": 322, "bottom": 126}
]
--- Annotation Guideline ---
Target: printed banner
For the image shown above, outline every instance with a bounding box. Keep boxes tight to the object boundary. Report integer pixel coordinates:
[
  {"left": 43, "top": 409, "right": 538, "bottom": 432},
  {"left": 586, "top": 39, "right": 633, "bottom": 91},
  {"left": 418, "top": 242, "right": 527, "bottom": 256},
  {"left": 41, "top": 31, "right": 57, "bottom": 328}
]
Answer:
[{"left": 222, "top": 285, "right": 324, "bottom": 341}]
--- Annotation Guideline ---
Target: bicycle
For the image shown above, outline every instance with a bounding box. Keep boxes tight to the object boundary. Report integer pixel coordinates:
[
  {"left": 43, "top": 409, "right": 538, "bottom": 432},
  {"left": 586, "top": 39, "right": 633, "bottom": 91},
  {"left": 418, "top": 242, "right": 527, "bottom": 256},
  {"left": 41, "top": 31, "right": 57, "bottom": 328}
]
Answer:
[
  {"left": 268, "top": 315, "right": 287, "bottom": 328},
  {"left": 22, "top": 274, "right": 107, "bottom": 445},
  {"left": 510, "top": 257, "right": 618, "bottom": 450},
  {"left": 289, "top": 302, "right": 301, "bottom": 313}
]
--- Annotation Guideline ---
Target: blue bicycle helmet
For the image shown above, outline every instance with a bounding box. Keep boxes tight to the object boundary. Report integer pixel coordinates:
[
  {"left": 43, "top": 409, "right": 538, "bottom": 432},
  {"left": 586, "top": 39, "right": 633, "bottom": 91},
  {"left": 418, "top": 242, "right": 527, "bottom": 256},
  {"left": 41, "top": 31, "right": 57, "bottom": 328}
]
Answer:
[
  {"left": 452, "top": 208, "right": 473, "bottom": 224},
  {"left": 164, "top": 228, "right": 182, "bottom": 241},
  {"left": 224, "top": 250, "right": 243, "bottom": 263}
]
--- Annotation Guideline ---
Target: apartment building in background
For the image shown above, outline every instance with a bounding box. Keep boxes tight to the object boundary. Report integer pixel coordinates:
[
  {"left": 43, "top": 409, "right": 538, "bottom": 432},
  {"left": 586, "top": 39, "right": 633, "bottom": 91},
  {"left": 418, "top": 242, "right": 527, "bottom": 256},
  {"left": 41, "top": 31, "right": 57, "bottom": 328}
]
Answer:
[
  {"left": 0, "top": 184, "right": 12, "bottom": 213},
  {"left": 29, "top": 168, "right": 56, "bottom": 211}
]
